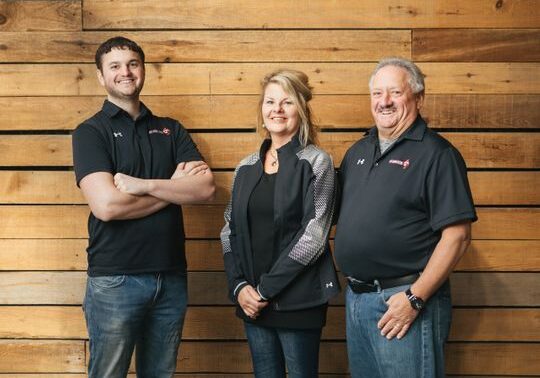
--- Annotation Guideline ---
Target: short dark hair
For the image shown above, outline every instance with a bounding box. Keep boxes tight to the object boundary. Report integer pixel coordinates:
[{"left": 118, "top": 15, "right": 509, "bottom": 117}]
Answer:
[{"left": 95, "top": 36, "right": 145, "bottom": 71}]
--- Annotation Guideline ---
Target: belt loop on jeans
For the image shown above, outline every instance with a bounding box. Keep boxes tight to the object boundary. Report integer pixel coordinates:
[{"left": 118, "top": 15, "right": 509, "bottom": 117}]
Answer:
[{"left": 348, "top": 272, "right": 420, "bottom": 294}]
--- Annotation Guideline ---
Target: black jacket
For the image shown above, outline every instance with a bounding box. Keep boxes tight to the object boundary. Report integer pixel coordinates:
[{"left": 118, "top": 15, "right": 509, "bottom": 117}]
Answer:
[{"left": 220, "top": 136, "right": 340, "bottom": 311}]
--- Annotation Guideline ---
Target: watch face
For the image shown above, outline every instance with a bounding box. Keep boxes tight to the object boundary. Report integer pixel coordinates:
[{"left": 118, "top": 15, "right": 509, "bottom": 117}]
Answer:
[
  {"left": 412, "top": 299, "right": 424, "bottom": 310},
  {"left": 407, "top": 289, "right": 424, "bottom": 310}
]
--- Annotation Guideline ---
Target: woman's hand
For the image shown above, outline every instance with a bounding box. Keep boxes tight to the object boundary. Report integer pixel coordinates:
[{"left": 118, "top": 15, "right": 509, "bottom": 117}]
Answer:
[{"left": 238, "top": 285, "right": 268, "bottom": 319}]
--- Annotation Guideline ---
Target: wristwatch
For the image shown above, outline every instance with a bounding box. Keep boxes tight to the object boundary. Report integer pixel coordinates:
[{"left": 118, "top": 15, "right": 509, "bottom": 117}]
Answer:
[{"left": 405, "top": 288, "right": 425, "bottom": 311}]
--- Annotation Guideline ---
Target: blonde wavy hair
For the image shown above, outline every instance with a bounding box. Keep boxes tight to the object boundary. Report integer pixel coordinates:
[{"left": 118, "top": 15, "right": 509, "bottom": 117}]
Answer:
[{"left": 257, "top": 69, "right": 318, "bottom": 147}]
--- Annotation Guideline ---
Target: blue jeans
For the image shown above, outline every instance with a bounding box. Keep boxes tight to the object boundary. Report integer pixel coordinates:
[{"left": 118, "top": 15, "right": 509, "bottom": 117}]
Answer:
[
  {"left": 244, "top": 322, "right": 322, "bottom": 378},
  {"left": 84, "top": 272, "right": 188, "bottom": 378},
  {"left": 346, "top": 281, "right": 452, "bottom": 378}
]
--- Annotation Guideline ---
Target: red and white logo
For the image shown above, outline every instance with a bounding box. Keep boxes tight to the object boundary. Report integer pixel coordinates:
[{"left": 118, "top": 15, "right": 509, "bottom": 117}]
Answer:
[
  {"left": 388, "top": 159, "right": 410, "bottom": 170},
  {"left": 148, "top": 127, "right": 171, "bottom": 136}
]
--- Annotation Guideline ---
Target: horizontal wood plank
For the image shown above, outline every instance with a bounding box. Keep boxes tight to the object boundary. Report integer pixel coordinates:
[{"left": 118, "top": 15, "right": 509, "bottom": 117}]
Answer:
[
  {"left": 1, "top": 238, "right": 538, "bottom": 273},
  {"left": 83, "top": 0, "right": 540, "bottom": 29},
  {"left": 0, "top": 340, "right": 85, "bottom": 373},
  {"left": 0, "top": 31, "right": 410, "bottom": 63},
  {"left": 456, "top": 240, "right": 540, "bottom": 272},
  {"left": 2, "top": 171, "right": 538, "bottom": 206},
  {"left": 0, "top": 206, "right": 537, "bottom": 240},
  {"left": 0, "top": 132, "right": 538, "bottom": 169},
  {"left": 0, "top": 239, "right": 225, "bottom": 272},
  {"left": 0, "top": 0, "right": 81, "bottom": 32},
  {"left": 0, "top": 271, "right": 537, "bottom": 306},
  {"left": 8, "top": 306, "right": 536, "bottom": 341},
  {"left": 468, "top": 172, "right": 540, "bottom": 205},
  {"left": 446, "top": 343, "right": 540, "bottom": 376},
  {"left": 1, "top": 63, "right": 537, "bottom": 96},
  {"left": 3, "top": 94, "right": 538, "bottom": 131},
  {"left": 413, "top": 29, "right": 540, "bottom": 62},
  {"left": 0, "top": 171, "right": 232, "bottom": 205}
]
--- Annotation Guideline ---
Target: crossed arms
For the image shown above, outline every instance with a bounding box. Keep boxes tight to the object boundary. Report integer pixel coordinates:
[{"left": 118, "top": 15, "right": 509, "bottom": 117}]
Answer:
[{"left": 80, "top": 161, "right": 215, "bottom": 222}]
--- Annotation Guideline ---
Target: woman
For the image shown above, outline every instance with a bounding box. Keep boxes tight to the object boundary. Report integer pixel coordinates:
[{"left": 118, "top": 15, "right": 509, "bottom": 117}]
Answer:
[{"left": 220, "top": 69, "right": 340, "bottom": 377}]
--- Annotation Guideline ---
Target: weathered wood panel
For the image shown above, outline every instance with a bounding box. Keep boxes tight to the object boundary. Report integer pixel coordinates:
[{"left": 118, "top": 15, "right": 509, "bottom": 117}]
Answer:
[
  {"left": 413, "top": 29, "right": 540, "bottom": 62},
  {"left": 0, "top": 0, "right": 81, "bottom": 32},
  {"left": 2, "top": 306, "right": 538, "bottom": 342},
  {"left": 0, "top": 341, "right": 537, "bottom": 375},
  {"left": 1, "top": 238, "right": 538, "bottom": 273},
  {"left": 1, "top": 171, "right": 538, "bottom": 206},
  {"left": 0, "top": 239, "right": 224, "bottom": 272},
  {"left": 0, "top": 132, "right": 538, "bottom": 169},
  {"left": 3, "top": 94, "right": 538, "bottom": 131},
  {"left": 1, "top": 63, "right": 538, "bottom": 96},
  {"left": 456, "top": 240, "right": 540, "bottom": 272},
  {"left": 0, "top": 171, "right": 232, "bottom": 205},
  {"left": 83, "top": 0, "right": 540, "bottom": 29},
  {"left": 422, "top": 94, "right": 540, "bottom": 129},
  {"left": 0, "top": 271, "right": 537, "bottom": 306},
  {"left": 0, "top": 340, "right": 85, "bottom": 373},
  {"left": 0, "top": 30, "right": 410, "bottom": 63},
  {"left": 0, "top": 206, "right": 537, "bottom": 240},
  {"left": 446, "top": 343, "right": 540, "bottom": 376},
  {"left": 468, "top": 172, "right": 540, "bottom": 205}
]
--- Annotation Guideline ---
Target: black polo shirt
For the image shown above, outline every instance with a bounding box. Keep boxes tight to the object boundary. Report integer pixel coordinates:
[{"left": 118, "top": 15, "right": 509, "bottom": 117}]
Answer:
[
  {"left": 334, "top": 116, "right": 477, "bottom": 281},
  {"left": 72, "top": 100, "right": 203, "bottom": 276}
]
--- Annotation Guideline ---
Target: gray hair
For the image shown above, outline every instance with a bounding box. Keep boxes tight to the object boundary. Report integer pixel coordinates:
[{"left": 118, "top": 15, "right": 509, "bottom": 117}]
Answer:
[{"left": 369, "top": 57, "right": 425, "bottom": 96}]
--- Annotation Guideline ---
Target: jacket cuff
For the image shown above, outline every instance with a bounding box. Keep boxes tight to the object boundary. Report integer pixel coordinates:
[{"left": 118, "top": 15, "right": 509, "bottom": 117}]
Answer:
[
  {"left": 233, "top": 281, "right": 248, "bottom": 299},
  {"left": 256, "top": 284, "right": 269, "bottom": 301}
]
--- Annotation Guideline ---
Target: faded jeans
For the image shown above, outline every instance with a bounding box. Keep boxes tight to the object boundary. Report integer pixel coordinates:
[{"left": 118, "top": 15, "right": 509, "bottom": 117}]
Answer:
[
  {"left": 346, "top": 281, "right": 452, "bottom": 378},
  {"left": 84, "top": 272, "right": 188, "bottom": 378},
  {"left": 244, "top": 322, "right": 322, "bottom": 378}
]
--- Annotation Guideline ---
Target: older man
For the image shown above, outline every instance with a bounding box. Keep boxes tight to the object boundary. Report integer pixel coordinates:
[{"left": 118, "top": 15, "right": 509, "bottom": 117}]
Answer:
[{"left": 334, "top": 58, "right": 477, "bottom": 377}]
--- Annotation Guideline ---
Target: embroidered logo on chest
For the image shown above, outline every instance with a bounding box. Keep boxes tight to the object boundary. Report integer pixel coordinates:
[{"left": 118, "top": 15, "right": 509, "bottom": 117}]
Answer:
[
  {"left": 148, "top": 127, "right": 171, "bottom": 136},
  {"left": 388, "top": 159, "right": 410, "bottom": 169}
]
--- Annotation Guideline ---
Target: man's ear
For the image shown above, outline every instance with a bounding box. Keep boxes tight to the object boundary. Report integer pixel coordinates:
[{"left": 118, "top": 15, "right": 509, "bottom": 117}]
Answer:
[
  {"left": 416, "top": 94, "right": 424, "bottom": 110},
  {"left": 97, "top": 69, "right": 105, "bottom": 86}
]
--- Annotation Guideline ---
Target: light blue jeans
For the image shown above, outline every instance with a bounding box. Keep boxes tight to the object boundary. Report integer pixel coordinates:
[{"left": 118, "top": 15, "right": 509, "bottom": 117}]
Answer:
[
  {"left": 83, "top": 272, "right": 188, "bottom": 378},
  {"left": 244, "top": 322, "right": 322, "bottom": 378},
  {"left": 346, "top": 281, "right": 452, "bottom": 378}
]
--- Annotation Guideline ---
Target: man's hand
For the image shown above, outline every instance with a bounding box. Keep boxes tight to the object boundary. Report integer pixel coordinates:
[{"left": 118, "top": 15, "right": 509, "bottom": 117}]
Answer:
[
  {"left": 237, "top": 285, "right": 268, "bottom": 319},
  {"left": 172, "top": 161, "right": 209, "bottom": 179},
  {"left": 114, "top": 173, "right": 150, "bottom": 196},
  {"left": 377, "top": 291, "right": 419, "bottom": 340}
]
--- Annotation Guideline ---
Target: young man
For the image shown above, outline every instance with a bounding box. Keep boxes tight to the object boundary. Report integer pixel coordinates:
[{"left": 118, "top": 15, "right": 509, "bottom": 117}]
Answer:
[
  {"left": 72, "top": 36, "right": 215, "bottom": 378},
  {"left": 335, "top": 58, "right": 477, "bottom": 377}
]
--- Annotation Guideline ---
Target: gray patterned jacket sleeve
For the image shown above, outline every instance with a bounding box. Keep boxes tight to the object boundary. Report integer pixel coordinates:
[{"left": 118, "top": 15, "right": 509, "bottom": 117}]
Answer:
[
  {"left": 220, "top": 153, "right": 258, "bottom": 300},
  {"left": 257, "top": 146, "right": 336, "bottom": 300}
]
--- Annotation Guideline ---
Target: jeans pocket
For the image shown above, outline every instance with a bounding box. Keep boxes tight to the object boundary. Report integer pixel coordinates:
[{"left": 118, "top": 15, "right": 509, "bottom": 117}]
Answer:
[{"left": 88, "top": 275, "right": 126, "bottom": 289}]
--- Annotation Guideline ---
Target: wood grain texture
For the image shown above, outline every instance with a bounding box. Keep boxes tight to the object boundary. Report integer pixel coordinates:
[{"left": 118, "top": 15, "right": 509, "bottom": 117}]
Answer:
[
  {"left": 0, "top": 171, "right": 232, "bottom": 205},
  {"left": 2, "top": 171, "right": 537, "bottom": 206},
  {"left": 0, "top": 340, "right": 85, "bottom": 373},
  {"left": 446, "top": 343, "right": 540, "bottom": 376},
  {"left": 83, "top": 0, "right": 540, "bottom": 29},
  {"left": 1, "top": 238, "right": 538, "bottom": 272},
  {"left": 0, "top": 239, "right": 224, "bottom": 272},
  {"left": 0, "top": 30, "right": 410, "bottom": 63},
  {"left": 0, "top": 206, "right": 537, "bottom": 240},
  {"left": 0, "top": 271, "right": 537, "bottom": 306},
  {"left": 0, "top": 0, "right": 81, "bottom": 32},
  {"left": 456, "top": 240, "right": 540, "bottom": 272},
  {"left": 413, "top": 29, "right": 540, "bottom": 62},
  {"left": 3, "top": 94, "right": 538, "bottom": 131},
  {"left": 2, "top": 306, "right": 538, "bottom": 341},
  {"left": 1, "top": 63, "right": 538, "bottom": 96},
  {"left": 0, "top": 132, "right": 538, "bottom": 169}
]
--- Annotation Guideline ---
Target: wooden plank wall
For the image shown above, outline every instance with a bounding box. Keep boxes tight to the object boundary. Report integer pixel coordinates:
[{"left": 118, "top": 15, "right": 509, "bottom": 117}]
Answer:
[{"left": 0, "top": 0, "right": 539, "bottom": 376}]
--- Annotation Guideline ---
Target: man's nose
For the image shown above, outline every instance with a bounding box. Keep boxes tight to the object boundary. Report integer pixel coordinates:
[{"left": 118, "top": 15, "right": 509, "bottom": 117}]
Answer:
[
  {"left": 380, "top": 92, "right": 393, "bottom": 106},
  {"left": 120, "top": 64, "right": 131, "bottom": 76}
]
